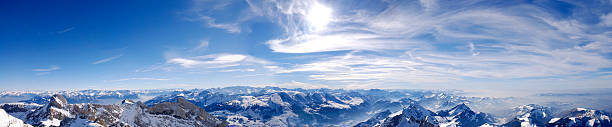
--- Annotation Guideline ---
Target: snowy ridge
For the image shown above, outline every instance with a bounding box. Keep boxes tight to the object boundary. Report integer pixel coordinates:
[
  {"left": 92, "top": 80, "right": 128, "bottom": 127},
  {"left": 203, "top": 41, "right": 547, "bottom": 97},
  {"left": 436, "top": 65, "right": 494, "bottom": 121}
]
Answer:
[
  {"left": 3, "top": 87, "right": 611, "bottom": 127},
  {"left": 547, "top": 107, "right": 612, "bottom": 127},
  {"left": 0, "top": 109, "right": 32, "bottom": 127},
  {"left": 0, "top": 94, "right": 227, "bottom": 127},
  {"left": 367, "top": 103, "right": 495, "bottom": 127}
]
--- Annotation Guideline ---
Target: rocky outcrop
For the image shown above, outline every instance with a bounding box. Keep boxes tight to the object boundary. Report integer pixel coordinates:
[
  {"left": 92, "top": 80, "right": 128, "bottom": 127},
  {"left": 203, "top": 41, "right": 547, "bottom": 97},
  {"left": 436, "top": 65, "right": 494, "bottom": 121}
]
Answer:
[{"left": 147, "top": 98, "right": 228, "bottom": 127}]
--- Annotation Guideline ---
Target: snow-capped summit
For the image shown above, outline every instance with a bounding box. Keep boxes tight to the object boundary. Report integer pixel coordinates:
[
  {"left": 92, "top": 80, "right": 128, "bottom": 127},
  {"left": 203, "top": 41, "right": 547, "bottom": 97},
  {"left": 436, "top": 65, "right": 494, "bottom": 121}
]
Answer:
[
  {"left": 0, "top": 109, "right": 31, "bottom": 127},
  {"left": 437, "top": 103, "right": 470, "bottom": 117},
  {"left": 362, "top": 103, "right": 495, "bottom": 127},
  {"left": 378, "top": 104, "right": 438, "bottom": 127},
  {"left": 25, "top": 94, "right": 74, "bottom": 127},
  {"left": 436, "top": 104, "right": 496, "bottom": 127},
  {"left": 503, "top": 104, "right": 553, "bottom": 127},
  {"left": 48, "top": 95, "right": 67, "bottom": 109},
  {"left": 547, "top": 107, "right": 611, "bottom": 127}
]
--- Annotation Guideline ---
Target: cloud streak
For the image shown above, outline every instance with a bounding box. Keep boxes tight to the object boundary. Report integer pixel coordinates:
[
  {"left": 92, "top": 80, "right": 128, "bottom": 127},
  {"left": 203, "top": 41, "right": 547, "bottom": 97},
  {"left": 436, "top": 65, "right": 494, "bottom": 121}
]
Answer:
[
  {"left": 107, "top": 77, "right": 170, "bottom": 82},
  {"left": 56, "top": 27, "right": 74, "bottom": 34},
  {"left": 32, "top": 65, "right": 61, "bottom": 75},
  {"left": 167, "top": 53, "right": 269, "bottom": 68},
  {"left": 32, "top": 65, "right": 61, "bottom": 72},
  {"left": 92, "top": 54, "right": 123, "bottom": 64}
]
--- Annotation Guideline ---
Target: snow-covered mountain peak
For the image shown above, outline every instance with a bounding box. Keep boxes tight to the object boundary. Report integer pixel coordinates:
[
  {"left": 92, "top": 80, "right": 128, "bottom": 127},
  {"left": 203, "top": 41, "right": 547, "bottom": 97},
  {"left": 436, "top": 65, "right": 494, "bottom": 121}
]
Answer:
[
  {"left": 439, "top": 103, "right": 471, "bottom": 117},
  {"left": 548, "top": 107, "right": 611, "bottom": 127},
  {"left": 0, "top": 109, "right": 31, "bottom": 127},
  {"left": 48, "top": 94, "right": 67, "bottom": 109},
  {"left": 121, "top": 99, "right": 134, "bottom": 104},
  {"left": 400, "top": 104, "right": 436, "bottom": 120}
]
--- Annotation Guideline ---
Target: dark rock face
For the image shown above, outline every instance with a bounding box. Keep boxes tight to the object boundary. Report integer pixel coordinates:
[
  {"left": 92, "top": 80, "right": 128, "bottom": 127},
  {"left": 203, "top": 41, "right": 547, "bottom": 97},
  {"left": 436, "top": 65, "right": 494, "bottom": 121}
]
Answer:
[
  {"left": 147, "top": 98, "right": 227, "bottom": 127},
  {"left": 48, "top": 95, "right": 67, "bottom": 109}
]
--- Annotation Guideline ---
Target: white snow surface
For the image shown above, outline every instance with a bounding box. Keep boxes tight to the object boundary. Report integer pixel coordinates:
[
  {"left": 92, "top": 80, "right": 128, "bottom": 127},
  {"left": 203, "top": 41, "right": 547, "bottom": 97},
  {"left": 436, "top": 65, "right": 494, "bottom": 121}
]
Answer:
[
  {"left": 0, "top": 109, "right": 32, "bottom": 127},
  {"left": 320, "top": 101, "right": 351, "bottom": 109},
  {"left": 41, "top": 118, "right": 61, "bottom": 127}
]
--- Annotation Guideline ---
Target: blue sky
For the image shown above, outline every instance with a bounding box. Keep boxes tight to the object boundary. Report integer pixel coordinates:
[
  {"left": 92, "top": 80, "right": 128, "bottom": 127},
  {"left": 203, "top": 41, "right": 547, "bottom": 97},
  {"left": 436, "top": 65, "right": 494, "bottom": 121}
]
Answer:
[{"left": 1, "top": 0, "right": 611, "bottom": 91}]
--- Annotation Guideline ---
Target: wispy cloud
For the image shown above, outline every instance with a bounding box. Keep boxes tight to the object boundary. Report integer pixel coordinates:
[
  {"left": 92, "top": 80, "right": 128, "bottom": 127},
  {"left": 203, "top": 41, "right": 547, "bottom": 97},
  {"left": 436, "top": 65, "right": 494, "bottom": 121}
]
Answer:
[
  {"left": 184, "top": 0, "right": 612, "bottom": 88},
  {"left": 218, "top": 68, "right": 255, "bottom": 72},
  {"left": 92, "top": 54, "right": 123, "bottom": 64},
  {"left": 56, "top": 27, "right": 74, "bottom": 34},
  {"left": 106, "top": 77, "right": 170, "bottom": 82},
  {"left": 32, "top": 65, "right": 61, "bottom": 75},
  {"left": 193, "top": 40, "right": 209, "bottom": 51},
  {"left": 32, "top": 65, "right": 61, "bottom": 72},
  {"left": 468, "top": 42, "right": 480, "bottom": 56},
  {"left": 199, "top": 16, "right": 242, "bottom": 33},
  {"left": 167, "top": 53, "right": 269, "bottom": 68},
  {"left": 249, "top": 81, "right": 330, "bottom": 89},
  {"left": 184, "top": 0, "right": 247, "bottom": 33}
]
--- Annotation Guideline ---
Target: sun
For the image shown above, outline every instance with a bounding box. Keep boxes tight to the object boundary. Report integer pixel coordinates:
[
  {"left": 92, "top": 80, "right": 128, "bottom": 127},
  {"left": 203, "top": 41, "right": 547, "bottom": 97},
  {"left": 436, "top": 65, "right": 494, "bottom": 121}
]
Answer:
[{"left": 306, "top": 2, "right": 333, "bottom": 31}]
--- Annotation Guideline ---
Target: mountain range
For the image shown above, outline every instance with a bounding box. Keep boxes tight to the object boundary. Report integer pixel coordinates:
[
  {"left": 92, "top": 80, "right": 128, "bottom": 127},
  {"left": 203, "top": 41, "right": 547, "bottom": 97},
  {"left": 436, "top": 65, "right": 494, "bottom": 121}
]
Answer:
[{"left": 1, "top": 86, "right": 610, "bottom": 127}]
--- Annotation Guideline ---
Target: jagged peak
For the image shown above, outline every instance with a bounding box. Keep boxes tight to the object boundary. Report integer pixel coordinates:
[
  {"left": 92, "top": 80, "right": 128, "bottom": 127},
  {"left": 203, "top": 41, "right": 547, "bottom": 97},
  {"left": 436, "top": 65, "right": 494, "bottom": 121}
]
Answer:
[
  {"left": 452, "top": 103, "right": 470, "bottom": 111},
  {"left": 437, "top": 103, "right": 472, "bottom": 115},
  {"left": 121, "top": 99, "right": 135, "bottom": 104},
  {"left": 49, "top": 94, "right": 67, "bottom": 108},
  {"left": 400, "top": 103, "right": 436, "bottom": 121},
  {"left": 566, "top": 107, "right": 609, "bottom": 117}
]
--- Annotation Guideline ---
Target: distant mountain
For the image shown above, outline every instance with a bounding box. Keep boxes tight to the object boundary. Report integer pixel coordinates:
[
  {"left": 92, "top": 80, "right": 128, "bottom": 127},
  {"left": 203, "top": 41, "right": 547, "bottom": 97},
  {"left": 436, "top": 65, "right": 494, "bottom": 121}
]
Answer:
[
  {"left": 144, "top": 86, "right": 459, "bottom": 126},
  {"left": 360, "top": 103, "right": 496, "bottom": 127},
  {"left": 500, "top": 104, "right": 612, "bottom": 127},
  {"left": 0, "top": 94, "right": 227, "bottom": 127},
  {"left": 502, "top": 104, "right": 553, "bottom": 127},
  {"left": 436, "top": 103, "right": 496, "bottom": 127},
  {"left": 1, "top": 89, "right": 175, "bottom": 104},
  {"left": 547, "top": 108, "right": 612, "bottom": 127},
  {"left": 2, "top": 87, "right": 610, "bottom": 127},
  {"left": 377, "top": 103, "right": 438, "bottom": 127},
  {"left": 355, "top": 110, "right": 392, "bottom": 127}
]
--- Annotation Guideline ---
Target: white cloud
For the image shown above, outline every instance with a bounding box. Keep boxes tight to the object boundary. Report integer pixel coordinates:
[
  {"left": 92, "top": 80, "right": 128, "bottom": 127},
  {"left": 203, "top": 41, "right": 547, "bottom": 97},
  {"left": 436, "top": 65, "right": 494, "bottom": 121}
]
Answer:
[
  {"left": 32, "top": 65, "right": 61, "bottom": 72},
  {"left": 194, "top": 40, "right": 209, "bottom": 51},
  {"left": 167, "top": 53, "right": 270, "bottom": 68},
  {"left": 185, "top": 0, "right": 247, "bottom": 33},
  {"left": 218, "top": 68, "right": 256, "bottom": 72},
  {"left": 107, "top": 78, "right": 169, "bottom": 82},
  {"left": 252, "top": 81, "right": 330, "bottom": 89},
  {"left": 276, "top": 51, "right": 455, "bottom": 83},
  {"left": 32, "top": 65, "right": 61, "bottom": 75},
  {"left": 419, "top": 0, "right": 438, "bottom": 12},
  {"left": 274, "top": 46, "right": 611, "bottom": 84},
  {"left": 180, "top": 0, "right": 612, "bottom": 87},
  {"left": 92, "top": 54, "right": 123, "bottom": 64},
  {"left": 198, "top": 16, "right": 242, "bottom": 33},
  {"left": 56, "top": 27, "right": 74, "bottom": 34},
  {"left": 247, "top": 0, "right": 610, "bottom": 56},
  {"left": 600, "top": 13, "right": 612, "bottom": 26},
  {"left": 469, "top": 42, "right": 480, "bottom": 56}
]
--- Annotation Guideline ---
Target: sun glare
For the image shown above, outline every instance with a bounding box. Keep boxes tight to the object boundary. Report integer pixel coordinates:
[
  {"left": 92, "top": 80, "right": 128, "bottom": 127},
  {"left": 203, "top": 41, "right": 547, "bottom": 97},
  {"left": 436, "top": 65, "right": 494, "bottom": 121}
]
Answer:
[{"left": 306, "top": 2, "right": 332, "bottom": 31}]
